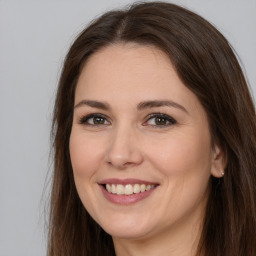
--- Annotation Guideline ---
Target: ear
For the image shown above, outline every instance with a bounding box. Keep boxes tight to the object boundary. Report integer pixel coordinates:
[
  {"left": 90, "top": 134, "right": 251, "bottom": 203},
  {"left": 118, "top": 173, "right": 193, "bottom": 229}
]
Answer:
[{"left": 211, "top": 142, "right": 227, "bottom": 178}]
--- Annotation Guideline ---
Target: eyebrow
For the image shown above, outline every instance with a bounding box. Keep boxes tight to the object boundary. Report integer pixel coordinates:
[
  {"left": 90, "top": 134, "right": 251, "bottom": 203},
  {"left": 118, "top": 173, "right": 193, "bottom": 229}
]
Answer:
[
  {"left": 74, "top": 99, "right": 188, "bottom": 114},
  {"left": 137, "top": 100, "right": 188, "bottom": 114},
  {"left": 74, "top": 100, "right": 110, "bottom": 110}
]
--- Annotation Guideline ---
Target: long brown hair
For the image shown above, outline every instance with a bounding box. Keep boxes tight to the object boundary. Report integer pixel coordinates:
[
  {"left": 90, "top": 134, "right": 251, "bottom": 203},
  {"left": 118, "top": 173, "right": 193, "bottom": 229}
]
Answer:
[{"left": 48, "top": 2, "right": 256, "bottom": 255}]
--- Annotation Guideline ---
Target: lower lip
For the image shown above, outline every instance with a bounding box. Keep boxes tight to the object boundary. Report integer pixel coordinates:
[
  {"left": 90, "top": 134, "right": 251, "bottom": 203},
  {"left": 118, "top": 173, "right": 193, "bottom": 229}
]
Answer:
[{"left": 100, "top": 185, "right": 157, "bottom": 205}]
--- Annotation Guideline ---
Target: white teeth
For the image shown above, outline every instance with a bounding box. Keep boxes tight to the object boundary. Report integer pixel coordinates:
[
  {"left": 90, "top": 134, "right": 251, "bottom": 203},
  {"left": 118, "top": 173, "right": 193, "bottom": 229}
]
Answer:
[
  {"left": 116, "top": 184, "right": 124, "bottom": 195},
  {"left": 111, "top": 184, "right": 116, "bottom": 194},
  {"left": 133, "top": 184, "right": 140, "bottom": 194},
  {"left": 105, "top": 183, "right": 156, "bottom": 195},
  {"left": 124, "top": 184, "right": 133, "bottom": 195},
  {"left": 146, "top": 185, "right": 151, "bottom": 191},
  {"left": 106, "top": 184, "right": 111, "bottom": 191}
]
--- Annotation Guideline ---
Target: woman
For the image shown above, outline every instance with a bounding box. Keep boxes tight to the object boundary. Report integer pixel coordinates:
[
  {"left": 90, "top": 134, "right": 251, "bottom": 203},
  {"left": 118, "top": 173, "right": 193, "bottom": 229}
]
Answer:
[{"left": 48, "top": 2, "right": 256, "bottom": 255}]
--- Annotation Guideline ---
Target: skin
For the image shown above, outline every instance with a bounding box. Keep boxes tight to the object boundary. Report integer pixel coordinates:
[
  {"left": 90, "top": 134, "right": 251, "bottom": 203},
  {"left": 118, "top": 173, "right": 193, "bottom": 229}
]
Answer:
[{"left": 69, "top": 43, "right": 225, "bottom": 256}]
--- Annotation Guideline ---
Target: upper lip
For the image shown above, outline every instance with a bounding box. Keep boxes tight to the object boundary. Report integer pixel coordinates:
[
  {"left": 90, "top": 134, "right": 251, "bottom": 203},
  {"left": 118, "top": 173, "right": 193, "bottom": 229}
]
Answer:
[{"left": 99, "top": 178, "right": 159, "bottom": 185}]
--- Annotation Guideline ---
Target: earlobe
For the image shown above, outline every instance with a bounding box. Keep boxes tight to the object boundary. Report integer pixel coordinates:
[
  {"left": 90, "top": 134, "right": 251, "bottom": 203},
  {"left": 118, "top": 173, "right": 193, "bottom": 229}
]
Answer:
[{"left": 211, "top": 143, "right": 227, "bottom": 178}]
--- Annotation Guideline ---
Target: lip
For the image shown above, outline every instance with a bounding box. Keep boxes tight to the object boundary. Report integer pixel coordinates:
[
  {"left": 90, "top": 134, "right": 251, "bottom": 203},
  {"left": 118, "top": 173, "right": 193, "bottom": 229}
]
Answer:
[{"left": 98, "top": 178, "right": 159, "bottom": 205}]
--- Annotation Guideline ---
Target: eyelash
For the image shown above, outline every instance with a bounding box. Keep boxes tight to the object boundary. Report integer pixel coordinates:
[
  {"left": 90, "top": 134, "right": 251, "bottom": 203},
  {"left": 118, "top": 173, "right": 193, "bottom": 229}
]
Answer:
[
  {"left": 78, "top": 113, "right": 176, "bottom": 128},
  {"left": 79, "top": 113, "right": 110, "bottom": 126},
  {"left": 144, "top": 113, "right": 177, "bottom": 127}
]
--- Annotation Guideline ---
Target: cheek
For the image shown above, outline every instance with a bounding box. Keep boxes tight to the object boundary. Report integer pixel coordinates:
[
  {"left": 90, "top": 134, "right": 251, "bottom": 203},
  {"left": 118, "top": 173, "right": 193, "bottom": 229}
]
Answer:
[
  {"left": 143, "top": 131, "right": 212, "bottom": 221},
  {"left": 146, "top": 129, "right": 212, "bottom": 175},
  {"left": 69, "top": 130, "right": 104, "bottom": 179}
]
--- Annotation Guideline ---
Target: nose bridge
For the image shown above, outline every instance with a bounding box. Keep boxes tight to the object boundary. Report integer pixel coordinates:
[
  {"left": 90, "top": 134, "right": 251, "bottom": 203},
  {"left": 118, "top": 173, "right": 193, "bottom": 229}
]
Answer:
[{"left": 105, "top": 122, "right": 143, "bottom": 169}]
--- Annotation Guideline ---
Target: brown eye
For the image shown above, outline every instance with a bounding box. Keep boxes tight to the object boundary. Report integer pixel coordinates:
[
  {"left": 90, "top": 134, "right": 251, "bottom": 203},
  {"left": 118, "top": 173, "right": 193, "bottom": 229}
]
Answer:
[
  {"left": 155, "top": 117, "right": 168, "bottom": 125},
  {"left": 93, "top": 116, "right": 106, "bottom": 125},
  {"left": 144, "top": 113, "right": 176, "bottom": 127},
  {"left": 79, "top": 114, "right": 110, "bottom": 126}
]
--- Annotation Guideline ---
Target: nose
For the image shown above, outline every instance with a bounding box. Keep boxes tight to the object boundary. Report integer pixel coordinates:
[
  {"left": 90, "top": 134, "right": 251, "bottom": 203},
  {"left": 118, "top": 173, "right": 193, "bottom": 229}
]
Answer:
[{"left": 105, "top": 125, "right": 143, "bottom": 170}]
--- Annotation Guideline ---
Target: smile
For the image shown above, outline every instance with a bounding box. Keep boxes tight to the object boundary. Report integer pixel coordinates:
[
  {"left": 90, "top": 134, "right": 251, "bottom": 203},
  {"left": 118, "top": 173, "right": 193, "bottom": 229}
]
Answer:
[
  {"left": 99, "top": 179, "right": 159, "bottom": 205},
  {"left": 105, "top": 184, "right": 156, "bottom": 195}
]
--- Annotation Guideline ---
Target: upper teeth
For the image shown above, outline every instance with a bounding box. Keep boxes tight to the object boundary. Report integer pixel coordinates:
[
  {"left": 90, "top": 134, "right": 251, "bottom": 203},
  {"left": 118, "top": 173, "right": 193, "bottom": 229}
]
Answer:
[{"left": 105, "top": 184, "right": 155, "bottom": 195}]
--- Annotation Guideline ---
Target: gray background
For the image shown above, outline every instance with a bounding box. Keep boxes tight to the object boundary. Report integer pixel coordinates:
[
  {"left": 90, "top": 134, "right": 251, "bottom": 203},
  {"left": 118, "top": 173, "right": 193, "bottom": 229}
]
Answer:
[{"left": 0, "top": 0, "right": 255, "bottom": 255}]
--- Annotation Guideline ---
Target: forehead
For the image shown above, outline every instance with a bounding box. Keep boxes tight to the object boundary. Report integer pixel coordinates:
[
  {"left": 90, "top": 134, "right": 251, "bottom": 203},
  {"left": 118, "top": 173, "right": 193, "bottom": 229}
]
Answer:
[
  {"left": 75, "top": 43, "right": 203, "bottom": 115},
  {"left": 78, "top": 43, "right": 175, "bottom": 90}
]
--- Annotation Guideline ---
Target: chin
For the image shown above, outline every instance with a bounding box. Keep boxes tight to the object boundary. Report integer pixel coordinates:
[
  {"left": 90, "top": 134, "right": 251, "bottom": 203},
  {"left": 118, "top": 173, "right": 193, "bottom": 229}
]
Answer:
[
  {"left": 105, "top": 226, "right": 152, "bottom": 240},
  {"left": 98, "top": 215, "right": 156, "bottom": 240}
]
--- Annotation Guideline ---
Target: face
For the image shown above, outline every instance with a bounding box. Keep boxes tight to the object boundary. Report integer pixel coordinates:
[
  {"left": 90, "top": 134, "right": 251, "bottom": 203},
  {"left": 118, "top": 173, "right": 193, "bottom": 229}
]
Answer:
[{"left": 69, "top": 43, "right": 224, "bottom": 241}]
